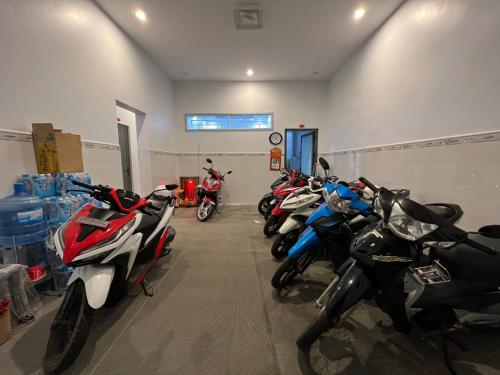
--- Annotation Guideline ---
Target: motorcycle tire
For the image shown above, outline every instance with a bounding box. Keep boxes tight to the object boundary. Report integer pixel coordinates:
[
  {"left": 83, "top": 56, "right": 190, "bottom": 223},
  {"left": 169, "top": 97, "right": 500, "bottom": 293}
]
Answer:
[
  {"left": 44, "top": 280, "right": 94, "bottom": 374},
  {"left": 263, "top": 216, "right": 280, "bottom": 237},
  {"left": 271, "top": 258, "right": 300, "bottom": 289},
  {"left": 258, "top": 197, "right": 270, "bottom": 216},
  {"left": 271, "top": 230, "right": 299, "bottom": 259},
  {"left": 197, "top": 202, "right": 215, "bottom": 222},
  {"left": 296, "top": 307, "right": 331, "bottom": 352},
  {"left": 264, "top": 204, "right": 274, "bottom": 220}
]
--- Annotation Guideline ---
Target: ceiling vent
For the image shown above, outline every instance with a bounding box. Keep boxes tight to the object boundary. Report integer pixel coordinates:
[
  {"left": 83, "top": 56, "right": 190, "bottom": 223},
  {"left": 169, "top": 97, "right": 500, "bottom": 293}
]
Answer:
[{"left": 234, "top": 3, "right": 263, "bottom": 30}]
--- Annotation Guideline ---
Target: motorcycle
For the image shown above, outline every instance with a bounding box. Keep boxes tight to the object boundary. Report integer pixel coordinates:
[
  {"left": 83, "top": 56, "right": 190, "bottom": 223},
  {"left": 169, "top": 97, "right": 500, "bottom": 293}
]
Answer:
[
  {"left": 270, "top": 158, "right": 335, "bottom": 259},
  {"left": 297, "top": 176, "right": 500, "bottom": 373},
  {"left": 196, "top": 158, "right": 232, "bottom": 222},
  {"left": 271, "top": 179, "right": 375, "bottom": 289},
  {"left": 258, "top": 168, "right": 291, "bottom": 215},
  {"left": 263, "top": 169, "right": 309, "bottom": 220},
  {"left": 43, "top": 180, "right": 178, "bottom": 373}
]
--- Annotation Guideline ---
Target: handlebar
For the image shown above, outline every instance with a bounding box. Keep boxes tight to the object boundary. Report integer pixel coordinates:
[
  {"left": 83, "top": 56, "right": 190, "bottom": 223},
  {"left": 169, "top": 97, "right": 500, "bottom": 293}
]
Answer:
[
  {"left": 463, "top": 237, "right": 497, "bottom": 255},
  {"left": 71, "top": 180, "right": 94, "bottom": 190},
  {"left": 359, "top": 177, "right": 378, "bottom": 193}
]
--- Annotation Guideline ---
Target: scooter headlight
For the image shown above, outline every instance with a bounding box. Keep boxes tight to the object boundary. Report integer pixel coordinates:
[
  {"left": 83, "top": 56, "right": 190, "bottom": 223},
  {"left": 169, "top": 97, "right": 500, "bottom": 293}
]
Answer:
[
  {"left": 326, "top": 191, "right": 353, "bottom": 214},
  {"left": 387, "top": 202, "right": 438, "bottom": 241}
]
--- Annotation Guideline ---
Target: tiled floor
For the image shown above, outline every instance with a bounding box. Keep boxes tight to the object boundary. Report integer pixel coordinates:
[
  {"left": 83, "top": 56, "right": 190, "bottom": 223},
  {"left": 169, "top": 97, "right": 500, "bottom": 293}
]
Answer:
[{"left": 1, "top": 206, "right": 499, "bottom": 374}]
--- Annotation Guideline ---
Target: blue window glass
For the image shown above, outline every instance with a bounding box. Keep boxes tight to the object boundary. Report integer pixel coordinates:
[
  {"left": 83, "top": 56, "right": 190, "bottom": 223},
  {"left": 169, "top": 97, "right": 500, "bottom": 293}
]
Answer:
[{"left": 186, "top": 113, "right": 273, "bottom": 131}]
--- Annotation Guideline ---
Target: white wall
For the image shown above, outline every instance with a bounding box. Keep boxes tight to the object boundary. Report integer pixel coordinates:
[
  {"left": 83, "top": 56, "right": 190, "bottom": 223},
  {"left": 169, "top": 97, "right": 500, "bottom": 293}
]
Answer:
[
  {"left": 326, "top": 0, "right": 500, "bottom": 151},
  {"left": 324, "top": 0, "right": 500, "bottom": 229},
  {"left": 0, "top": 0, "right": 175, "bottom": 195},
  {"left": 174, "top": 81, "right": 328, "bottom": 153},
  {"left": 171, "top": 81, "right": 328, "bottom": 204}
]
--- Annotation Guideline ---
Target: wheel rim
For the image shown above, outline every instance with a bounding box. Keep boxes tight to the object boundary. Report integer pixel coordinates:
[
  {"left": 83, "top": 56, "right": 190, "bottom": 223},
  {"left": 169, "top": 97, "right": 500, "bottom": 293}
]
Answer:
[
  {"left": 268, "top": 220, "right": 279, "bottom": 233},
  {"left": 198, "top": 202, "right": 210, "bottom": 219},
  {"left": 280, "top": 265, "right": 299, "bottom": 285}
]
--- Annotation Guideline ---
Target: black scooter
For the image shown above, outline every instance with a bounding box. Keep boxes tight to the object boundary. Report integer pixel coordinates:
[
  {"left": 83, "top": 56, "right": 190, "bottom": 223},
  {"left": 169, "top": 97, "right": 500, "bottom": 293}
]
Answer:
[{"left": 297, "top": 176, "right": 500, "bottom": 372}]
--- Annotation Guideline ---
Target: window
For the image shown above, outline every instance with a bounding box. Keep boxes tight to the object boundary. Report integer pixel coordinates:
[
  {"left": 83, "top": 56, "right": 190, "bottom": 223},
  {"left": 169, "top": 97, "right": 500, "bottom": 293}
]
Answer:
[{"left": 185, "top": 113, "right": 273, "bottom": 131}]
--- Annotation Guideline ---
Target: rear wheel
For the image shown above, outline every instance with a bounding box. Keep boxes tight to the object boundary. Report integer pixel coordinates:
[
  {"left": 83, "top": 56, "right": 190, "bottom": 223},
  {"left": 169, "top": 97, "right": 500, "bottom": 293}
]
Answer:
[
  {"left": 44, "top": 280, "right": 94, "bottom": 373},
  {"left": 197, "top": 201, "right": 215, "bottom": 222},
  {"left": 263, "top": 216, "right": 280, "bottom": 237},
  {"left": 258, "top": 197, "right": 270, "bottom": 215},
  {"left": 271, "top": 230, "right": 299, "bottom": 259}
]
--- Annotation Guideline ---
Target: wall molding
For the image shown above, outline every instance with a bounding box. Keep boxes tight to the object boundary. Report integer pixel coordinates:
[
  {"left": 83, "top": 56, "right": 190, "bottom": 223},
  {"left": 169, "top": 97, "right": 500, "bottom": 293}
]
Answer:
[
  {"left": 321, "top": 130, "right": 500, "bottom": 156},
  {"left": 0, "top": 128, "right": 120, "bottom": 150},
  {"left": 148, "top": 149, "right": 268, "bottom": 157}
]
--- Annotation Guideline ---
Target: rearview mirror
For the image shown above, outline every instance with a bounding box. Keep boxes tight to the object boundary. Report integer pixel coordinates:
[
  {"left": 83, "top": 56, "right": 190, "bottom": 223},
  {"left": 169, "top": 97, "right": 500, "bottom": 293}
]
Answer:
[
  {"left": 318, "top": 157, "right": 330, "bottom": 171},
  {"left": 206, "top": 158, "right": 213, "bottom": 164},
  {"left": 227, "top": 171, "right": 232, "bottom": 174}
]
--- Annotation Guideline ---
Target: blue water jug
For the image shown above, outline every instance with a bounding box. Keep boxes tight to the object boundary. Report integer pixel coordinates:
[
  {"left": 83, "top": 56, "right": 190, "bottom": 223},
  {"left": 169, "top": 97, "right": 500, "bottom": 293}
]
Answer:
[{"left": 0, "top": 183, "right": 48, "bottom": 246}]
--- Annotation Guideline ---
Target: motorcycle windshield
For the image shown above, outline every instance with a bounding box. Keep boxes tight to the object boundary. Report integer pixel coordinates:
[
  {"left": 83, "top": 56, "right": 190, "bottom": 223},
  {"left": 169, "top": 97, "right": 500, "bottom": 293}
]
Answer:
[{"left": 288, "top": 226, "right": 322, "bottom": 259}]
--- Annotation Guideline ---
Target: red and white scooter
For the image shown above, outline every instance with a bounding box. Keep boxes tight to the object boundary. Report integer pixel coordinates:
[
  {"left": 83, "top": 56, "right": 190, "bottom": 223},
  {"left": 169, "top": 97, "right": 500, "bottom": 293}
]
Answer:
[
  {"left": 196, "top": 158, "right": 232, "bottom": 222},
  {"left": 43, "top": 180, "right": 178, "bottom": 373}
]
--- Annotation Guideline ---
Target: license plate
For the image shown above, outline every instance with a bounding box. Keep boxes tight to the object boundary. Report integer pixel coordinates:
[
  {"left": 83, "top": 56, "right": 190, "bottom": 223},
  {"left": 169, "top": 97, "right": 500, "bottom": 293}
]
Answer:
[{"left": 77, "top": 217, "right": 109, "bottom": 228}]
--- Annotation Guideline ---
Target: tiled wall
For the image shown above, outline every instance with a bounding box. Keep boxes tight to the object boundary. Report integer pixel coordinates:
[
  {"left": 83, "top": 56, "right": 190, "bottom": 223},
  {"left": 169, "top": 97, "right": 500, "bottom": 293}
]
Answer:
[
  {"left": 322, "top": 132, "right": 500, "bottom": 230},
  {"left": 149, "top": 151, "right": 282, "bottom": 205}
]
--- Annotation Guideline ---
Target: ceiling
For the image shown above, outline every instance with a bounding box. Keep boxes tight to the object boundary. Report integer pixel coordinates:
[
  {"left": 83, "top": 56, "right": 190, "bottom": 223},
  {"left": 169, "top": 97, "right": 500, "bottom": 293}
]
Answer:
[{"left": 97, "top": 0, "right": 403, "bottom": 81}]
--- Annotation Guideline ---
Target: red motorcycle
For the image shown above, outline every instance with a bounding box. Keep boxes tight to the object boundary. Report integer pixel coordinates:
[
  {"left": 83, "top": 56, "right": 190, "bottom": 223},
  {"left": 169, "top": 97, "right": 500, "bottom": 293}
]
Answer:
[
  {"left": 263, "top": 170, "right": 308, "bottom": 221},
  {"left": 196, "top": 158, "right": 232, "bottom": 221},
  {"left": 263, "top": 179, "right": 308, "bottom": 236}
]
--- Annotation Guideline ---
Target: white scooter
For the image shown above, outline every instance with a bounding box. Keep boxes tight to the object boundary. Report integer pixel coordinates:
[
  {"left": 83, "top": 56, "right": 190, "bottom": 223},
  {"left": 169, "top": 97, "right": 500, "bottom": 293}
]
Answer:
[
  {"left": 44, "top": 181, "right": 178, "bottom": 373},
  {"left": 271, "top": 177, "right": 330, "bottom": 259}
]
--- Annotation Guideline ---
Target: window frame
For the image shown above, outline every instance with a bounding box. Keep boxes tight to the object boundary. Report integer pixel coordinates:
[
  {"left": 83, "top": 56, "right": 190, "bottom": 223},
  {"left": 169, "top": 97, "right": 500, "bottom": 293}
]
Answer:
[{"left": 184, "top": 112, "right": 274, "bottom": 132}]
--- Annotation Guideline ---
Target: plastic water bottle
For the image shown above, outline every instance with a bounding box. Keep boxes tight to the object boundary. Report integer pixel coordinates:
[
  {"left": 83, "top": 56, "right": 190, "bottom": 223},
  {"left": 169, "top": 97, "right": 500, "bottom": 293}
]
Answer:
[{"left": 0, "top": 183, "right": 50, "bottom": 266}]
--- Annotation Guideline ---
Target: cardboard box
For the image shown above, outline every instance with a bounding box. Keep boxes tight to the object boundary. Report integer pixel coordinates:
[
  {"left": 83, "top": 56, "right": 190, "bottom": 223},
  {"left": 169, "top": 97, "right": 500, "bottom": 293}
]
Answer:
[{"left": 32, "top": 123, "right": 84, "bottom": 173}]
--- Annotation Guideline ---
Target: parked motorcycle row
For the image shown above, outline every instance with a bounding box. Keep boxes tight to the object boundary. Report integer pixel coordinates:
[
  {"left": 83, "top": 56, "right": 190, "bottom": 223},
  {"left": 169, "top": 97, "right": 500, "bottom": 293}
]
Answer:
[{"left": 258, "top": 158, "right": 500, "bottom": 372}]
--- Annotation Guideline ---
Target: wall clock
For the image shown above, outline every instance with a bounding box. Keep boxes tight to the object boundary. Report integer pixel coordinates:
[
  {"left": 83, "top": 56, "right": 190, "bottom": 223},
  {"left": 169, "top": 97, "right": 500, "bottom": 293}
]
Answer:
[{"left": 269, "top": 132, "right": 283, "bottom": 145}]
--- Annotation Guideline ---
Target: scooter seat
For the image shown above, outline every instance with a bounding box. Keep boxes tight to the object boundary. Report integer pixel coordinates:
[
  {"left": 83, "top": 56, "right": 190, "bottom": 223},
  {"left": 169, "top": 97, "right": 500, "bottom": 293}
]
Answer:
[
  {"left": 436, "top": 233, "right": 500, "bottom": 282},
  {"left": 135, "top": 199, "right": 169, "bottom": 245}
]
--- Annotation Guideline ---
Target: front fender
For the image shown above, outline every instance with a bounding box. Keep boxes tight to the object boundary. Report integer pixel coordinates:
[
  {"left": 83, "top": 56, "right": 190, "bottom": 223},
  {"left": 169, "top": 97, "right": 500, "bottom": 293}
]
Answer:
[
  {"left": 325, "top": 258, "right": 373, "bottom": 317},
  {"left": 296, "top": 258, "right": 372, "bottom": 351},
  {"left": 203, "top": 196, "right": 216, "bottom": 205},
  {"left": 67, "top": 265, "right": 115, "bottom": 309},
  {"left": 287, "top": 226, "right": 322, "bottom": 259},
  {"left": 278, "top": 216, "right": 301, "bottom": 235}
]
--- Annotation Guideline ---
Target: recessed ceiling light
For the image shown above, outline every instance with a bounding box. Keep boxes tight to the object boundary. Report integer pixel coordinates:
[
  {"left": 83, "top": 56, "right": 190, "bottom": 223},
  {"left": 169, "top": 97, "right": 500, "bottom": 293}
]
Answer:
[
  {"left": 246, "top": 68, "right": 254, "bottom": 77},
  {"left": 134, "top": 9, "right": 147, "bottom": 22},
  {"left": 353, "top": 7, "right": 365, "bottom": 20}
]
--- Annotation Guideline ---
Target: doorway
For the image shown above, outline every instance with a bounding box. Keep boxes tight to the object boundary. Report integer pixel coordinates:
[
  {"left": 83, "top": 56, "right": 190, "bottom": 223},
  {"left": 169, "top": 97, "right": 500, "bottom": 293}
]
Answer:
[
  {"left": 117, "top": 123, "right": 133, "bottom": 191},
  {"left": 284, "top": 129, "right": 318, "bottom": 175}
]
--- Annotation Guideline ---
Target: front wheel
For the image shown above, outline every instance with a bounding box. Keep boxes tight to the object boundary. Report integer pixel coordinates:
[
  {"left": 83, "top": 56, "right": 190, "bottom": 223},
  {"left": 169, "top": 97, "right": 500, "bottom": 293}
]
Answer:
[
  {"left": 296, "top": 307, "right": 331, "bottom": 352},
  {"left": 271, "top": 230, "right": 299, "bottom": 259},
  {"left": 263, "top": 216, "right": 281, "bottom": 237},
  {"left": 44, "top": 280, "right": 94, "bottom": 373},
  {"left": 197, "top": 201, "right": 215, "bottom": 222},
  {"left": 258, "top": 197, "right": 270, "bottom": 215}
]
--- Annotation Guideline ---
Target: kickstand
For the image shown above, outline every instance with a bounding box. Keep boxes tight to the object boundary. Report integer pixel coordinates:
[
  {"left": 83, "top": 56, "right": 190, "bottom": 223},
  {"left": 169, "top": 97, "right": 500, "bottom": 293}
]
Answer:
[
  {"left": 141, "top": 279, "right": 154, "bottom": 297},
  {"left": 440, "top": 330, "right": 470, "bottom": 375}
]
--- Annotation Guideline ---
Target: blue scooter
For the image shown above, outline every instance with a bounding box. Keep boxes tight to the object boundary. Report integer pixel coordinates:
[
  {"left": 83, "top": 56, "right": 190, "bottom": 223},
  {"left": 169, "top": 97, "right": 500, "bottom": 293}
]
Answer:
[{"left": 271, "top": 181, "right": 374, "bottom": 289}]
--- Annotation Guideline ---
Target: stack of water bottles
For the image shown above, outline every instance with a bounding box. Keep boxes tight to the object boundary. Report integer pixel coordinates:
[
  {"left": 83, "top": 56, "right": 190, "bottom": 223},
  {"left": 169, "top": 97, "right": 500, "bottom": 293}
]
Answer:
[
  {"left": 17, "top": 172, "right": 100, "bottom": 227},
  {"left": 0, "top": 172, "right": 100, "bottom": 290}
]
